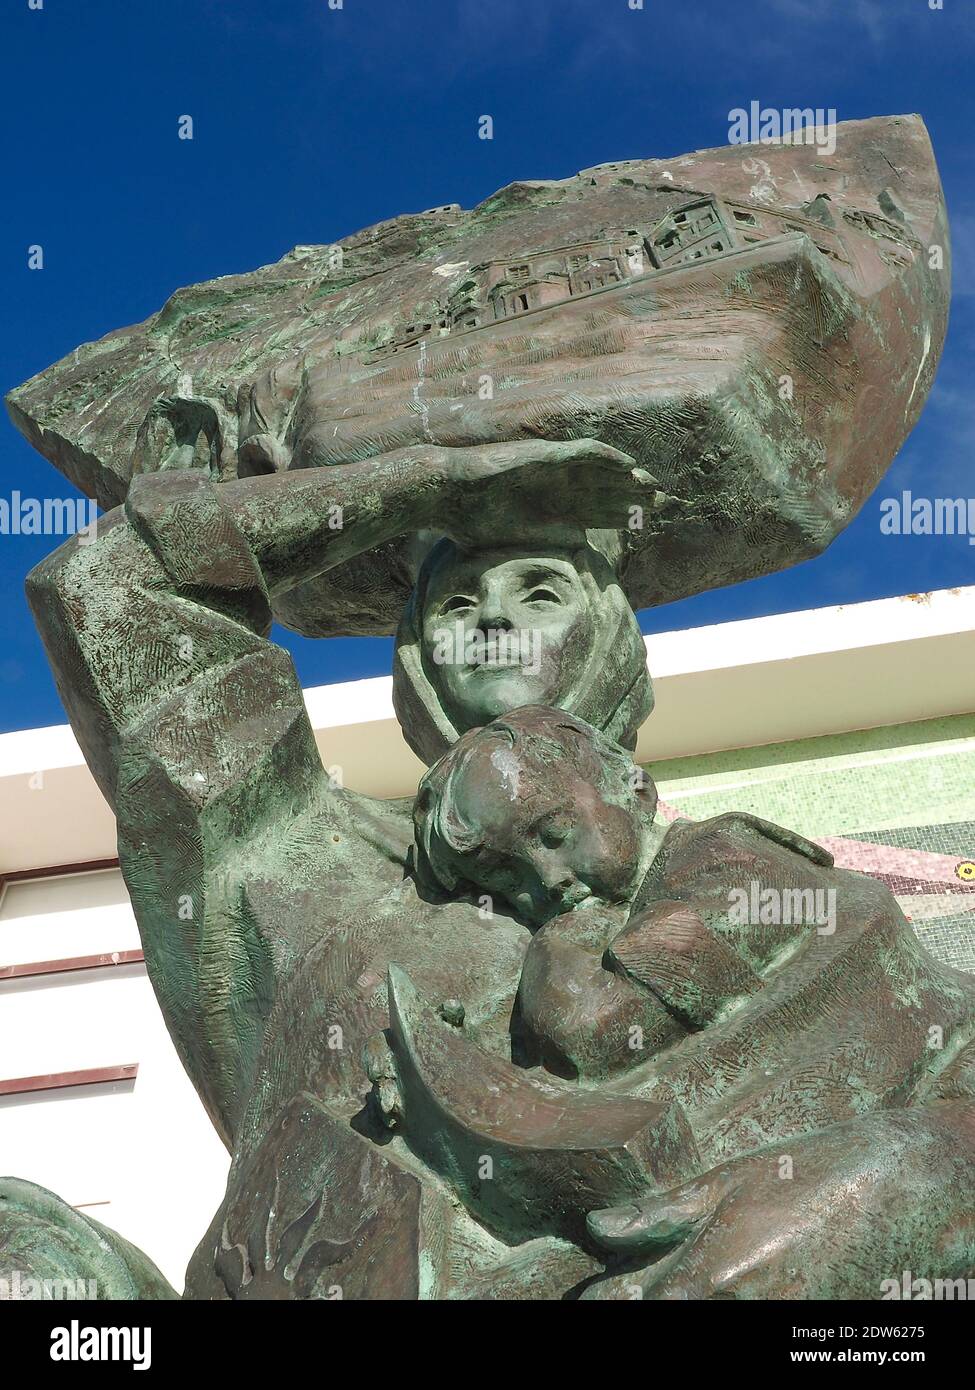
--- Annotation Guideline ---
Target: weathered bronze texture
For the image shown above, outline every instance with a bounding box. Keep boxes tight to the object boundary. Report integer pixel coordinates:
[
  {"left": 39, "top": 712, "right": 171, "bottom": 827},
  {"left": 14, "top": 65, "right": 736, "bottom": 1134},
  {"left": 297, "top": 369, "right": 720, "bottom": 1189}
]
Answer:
[
  {"left": 3, "top": 116, "right": 971, "bottom": 1301},
  {"left": 8, "top": 115, "right": 948, "bottom": 636}
]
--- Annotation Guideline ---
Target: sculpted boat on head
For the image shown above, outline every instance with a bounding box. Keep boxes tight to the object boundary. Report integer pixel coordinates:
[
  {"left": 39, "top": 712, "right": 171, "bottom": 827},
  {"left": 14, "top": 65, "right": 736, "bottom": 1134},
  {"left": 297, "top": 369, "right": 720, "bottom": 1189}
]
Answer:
[{"left": 7, "top": 114, "right": 948, "bottom": 638}]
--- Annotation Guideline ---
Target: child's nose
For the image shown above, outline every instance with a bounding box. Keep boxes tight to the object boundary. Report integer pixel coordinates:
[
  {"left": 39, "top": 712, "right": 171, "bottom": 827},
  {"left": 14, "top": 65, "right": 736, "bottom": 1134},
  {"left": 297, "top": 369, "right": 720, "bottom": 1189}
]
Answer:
[{"left": 544, "top": 870, "right": 583, "bottom": 908}]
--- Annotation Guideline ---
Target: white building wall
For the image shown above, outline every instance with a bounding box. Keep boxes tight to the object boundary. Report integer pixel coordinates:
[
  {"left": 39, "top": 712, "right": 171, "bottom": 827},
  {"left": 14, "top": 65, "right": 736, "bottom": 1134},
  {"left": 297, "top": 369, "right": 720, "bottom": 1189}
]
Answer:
[{"left": 0, "top": 872, "right": 229, "bottom": 1292}]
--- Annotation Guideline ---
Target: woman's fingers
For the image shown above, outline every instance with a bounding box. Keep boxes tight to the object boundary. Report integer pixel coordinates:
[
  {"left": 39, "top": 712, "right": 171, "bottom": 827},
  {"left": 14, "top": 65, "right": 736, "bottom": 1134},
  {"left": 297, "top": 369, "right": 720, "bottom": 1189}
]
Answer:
[
  {"left": 437, "top": 436, "right": 678, "bottom": 545},
  {"left": 445, "top": 436, "right": 638, "bottom": 482},
  {"left": 587, "top": 1171, "right": 732, "bottom": 1254}
]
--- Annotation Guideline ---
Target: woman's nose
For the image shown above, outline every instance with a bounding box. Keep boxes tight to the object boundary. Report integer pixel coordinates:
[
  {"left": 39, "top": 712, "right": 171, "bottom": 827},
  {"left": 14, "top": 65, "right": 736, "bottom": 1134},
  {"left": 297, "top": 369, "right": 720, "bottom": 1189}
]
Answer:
[
  {"left": 477, "top": 606, "right": 513, "bottom": 632},
  {"left": 475, "top": 581, "right": 515, "bottom": 631}
]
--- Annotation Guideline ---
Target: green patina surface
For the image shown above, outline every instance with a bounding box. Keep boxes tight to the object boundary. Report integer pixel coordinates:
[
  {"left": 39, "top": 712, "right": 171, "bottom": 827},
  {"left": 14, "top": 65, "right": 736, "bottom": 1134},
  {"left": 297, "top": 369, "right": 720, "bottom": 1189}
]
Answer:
[{"left": 2, "top": 116, "right": 973, "bottom": 1302}]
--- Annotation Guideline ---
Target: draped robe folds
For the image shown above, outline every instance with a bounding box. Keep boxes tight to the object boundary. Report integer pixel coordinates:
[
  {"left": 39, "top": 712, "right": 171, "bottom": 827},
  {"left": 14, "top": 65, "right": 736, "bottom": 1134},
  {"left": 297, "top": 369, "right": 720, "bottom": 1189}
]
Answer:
[{"left": 21, "top": 470, "right": 975, "bottom": 1300}]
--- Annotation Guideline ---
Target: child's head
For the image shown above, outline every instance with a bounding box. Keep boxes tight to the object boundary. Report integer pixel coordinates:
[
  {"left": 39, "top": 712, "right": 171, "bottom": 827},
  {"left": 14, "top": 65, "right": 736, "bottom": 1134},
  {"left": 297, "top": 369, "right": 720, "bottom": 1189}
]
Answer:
[{"left": 412, "top": 705, "right": 657, "bottom": 926}]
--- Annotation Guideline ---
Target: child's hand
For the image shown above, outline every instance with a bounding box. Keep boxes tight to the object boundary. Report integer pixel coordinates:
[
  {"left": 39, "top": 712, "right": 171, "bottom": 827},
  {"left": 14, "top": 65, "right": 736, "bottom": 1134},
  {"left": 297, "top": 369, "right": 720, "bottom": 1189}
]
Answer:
[
  {"left": 608, "top": 899, "right": 763, "bottom": 1028},
  {"left": 517, "top": 914, "right": 685, "bottom": 1080},
  {"left": 361, "top": 1032, "right": 404, "bottom": 1129}
]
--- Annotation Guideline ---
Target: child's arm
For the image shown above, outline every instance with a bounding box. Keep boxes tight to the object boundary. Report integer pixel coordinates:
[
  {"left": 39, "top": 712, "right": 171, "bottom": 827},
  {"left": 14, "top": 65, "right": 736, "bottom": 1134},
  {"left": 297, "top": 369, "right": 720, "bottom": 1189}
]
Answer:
[
  {"left": 515, "top": 909, "right": 686, "bottom": 1080},
  {"left": 516, "top": 899, "right": 765, "bottom": 1081},
  {"left": 608, "top": 899, "right": 763, "bottom": 1028}
]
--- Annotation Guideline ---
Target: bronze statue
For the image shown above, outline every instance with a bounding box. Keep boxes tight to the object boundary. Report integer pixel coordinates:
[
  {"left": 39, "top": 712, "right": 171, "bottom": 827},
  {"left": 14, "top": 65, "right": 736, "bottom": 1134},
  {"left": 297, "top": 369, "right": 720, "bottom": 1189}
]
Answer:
[{"left": 4, "top": 115, "right": 972, "bottom": 1301}]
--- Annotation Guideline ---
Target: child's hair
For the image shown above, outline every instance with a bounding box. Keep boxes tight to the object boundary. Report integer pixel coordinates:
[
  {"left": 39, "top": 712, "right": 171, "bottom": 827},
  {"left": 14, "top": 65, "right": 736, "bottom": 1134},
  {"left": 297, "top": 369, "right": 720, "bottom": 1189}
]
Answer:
[{"left": 412, "top": 704, "right": 653, "bottom": 895}]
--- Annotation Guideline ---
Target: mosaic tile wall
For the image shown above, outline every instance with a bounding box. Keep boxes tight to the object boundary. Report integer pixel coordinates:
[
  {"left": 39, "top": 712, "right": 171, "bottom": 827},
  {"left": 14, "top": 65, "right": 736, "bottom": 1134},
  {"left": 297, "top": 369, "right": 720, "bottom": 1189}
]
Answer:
[{"left": 647, "top": 713, "right": 975, "bottom": 975}]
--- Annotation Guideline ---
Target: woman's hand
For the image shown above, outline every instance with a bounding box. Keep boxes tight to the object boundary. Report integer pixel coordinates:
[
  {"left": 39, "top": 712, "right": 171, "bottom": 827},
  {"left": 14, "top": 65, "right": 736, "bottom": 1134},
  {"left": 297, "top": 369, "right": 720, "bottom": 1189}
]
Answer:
[
  {"left": 585, "top": 1102, "right": 975, "bottom": 1299},
  {"left": 432, "top": 438, "right": 678, "bottom": 548}
]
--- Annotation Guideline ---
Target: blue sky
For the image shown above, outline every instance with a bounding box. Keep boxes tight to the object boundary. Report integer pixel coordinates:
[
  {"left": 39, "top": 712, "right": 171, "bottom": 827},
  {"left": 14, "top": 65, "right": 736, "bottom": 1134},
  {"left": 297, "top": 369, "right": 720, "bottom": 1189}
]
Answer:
[{"left": 2, "top": 0, "right": 973, "bottom": 734}]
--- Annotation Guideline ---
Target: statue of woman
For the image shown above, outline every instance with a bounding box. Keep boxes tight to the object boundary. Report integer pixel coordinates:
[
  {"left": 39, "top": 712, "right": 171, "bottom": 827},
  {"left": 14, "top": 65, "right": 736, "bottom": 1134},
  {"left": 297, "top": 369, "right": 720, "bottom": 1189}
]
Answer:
[
  {"left": 5, "top": 111, "right": 968, "bottom": 1300},
  {"left": 16, "top": 439, "right": 657, "bottom": 1297},
  {"left": 10, "top": 430, "right": 975, "bottom": 1301}
]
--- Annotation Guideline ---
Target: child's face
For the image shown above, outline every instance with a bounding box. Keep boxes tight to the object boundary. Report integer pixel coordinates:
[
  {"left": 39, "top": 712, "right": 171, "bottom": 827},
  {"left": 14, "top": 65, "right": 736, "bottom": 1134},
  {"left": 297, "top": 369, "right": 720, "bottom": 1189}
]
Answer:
[{"left": 443, "top": 741, "right": 644, "bottom": 926}]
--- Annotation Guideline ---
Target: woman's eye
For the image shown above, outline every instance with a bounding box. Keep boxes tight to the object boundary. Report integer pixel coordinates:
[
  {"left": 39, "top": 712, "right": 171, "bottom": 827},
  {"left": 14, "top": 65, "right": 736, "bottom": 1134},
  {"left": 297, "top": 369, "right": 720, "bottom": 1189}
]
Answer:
[
  {"left": 440, "top": 595, "right": 475, "bottom": 614},
  {"left": 525, "top": 587, "right": 561, "bottom": 604}
]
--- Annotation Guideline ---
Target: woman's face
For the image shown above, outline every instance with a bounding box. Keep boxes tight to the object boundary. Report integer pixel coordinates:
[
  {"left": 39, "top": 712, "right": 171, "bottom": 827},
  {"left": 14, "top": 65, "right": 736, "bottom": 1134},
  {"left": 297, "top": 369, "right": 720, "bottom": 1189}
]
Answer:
[{"left": 420, "top": 548, "right": 598, "bottom": 732}]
